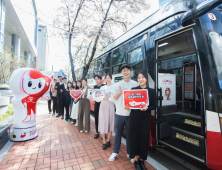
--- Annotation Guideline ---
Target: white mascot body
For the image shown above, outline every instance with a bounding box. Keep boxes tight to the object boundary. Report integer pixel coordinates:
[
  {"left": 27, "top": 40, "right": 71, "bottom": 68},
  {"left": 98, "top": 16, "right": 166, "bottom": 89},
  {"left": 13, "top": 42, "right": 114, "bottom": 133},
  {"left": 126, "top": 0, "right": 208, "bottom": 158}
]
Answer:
[{"left": 9, "top": 68, "right": 53, "bottom": 141}]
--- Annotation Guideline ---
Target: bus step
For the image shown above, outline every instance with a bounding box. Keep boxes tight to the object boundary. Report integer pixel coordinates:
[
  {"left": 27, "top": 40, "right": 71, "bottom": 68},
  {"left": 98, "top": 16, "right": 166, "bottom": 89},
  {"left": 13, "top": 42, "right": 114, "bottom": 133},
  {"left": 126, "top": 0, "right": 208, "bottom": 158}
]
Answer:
[{"left": 159, "top": 126, "right": 205, "bottom": 162}]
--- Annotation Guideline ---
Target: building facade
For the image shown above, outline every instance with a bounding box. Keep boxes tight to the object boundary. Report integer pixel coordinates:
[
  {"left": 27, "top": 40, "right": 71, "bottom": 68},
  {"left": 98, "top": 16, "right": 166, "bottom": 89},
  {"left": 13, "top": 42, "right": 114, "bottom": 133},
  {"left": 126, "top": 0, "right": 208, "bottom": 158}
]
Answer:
[
  {"left": 54, "top": 70, "right": 67, "bottom": 81},
  {"left": 37, "top": 25, "right": 49, "bottom": 71},
  {"left": 3, "top": 0, "right": 38, "bottom": 68}
]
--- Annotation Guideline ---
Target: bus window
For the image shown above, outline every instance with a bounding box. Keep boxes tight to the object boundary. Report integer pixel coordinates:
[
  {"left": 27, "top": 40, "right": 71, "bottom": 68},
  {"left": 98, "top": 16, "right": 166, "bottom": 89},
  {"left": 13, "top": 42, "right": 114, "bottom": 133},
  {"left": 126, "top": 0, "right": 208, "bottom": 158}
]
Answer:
[
  {"left": 127, "top": 47, "right": 143, "bottom": 80},
  {"left": 112, "top": 65, "right": 120, "bottom": 74},
  {"left": 201, "top": 7, "right": 222, "bottom": 91},
  {"left": 112, "top": 45, "right": 126, "bottom": 66},
  {"left": 89, "top": 61, "right": 95, "bottom": 73}
]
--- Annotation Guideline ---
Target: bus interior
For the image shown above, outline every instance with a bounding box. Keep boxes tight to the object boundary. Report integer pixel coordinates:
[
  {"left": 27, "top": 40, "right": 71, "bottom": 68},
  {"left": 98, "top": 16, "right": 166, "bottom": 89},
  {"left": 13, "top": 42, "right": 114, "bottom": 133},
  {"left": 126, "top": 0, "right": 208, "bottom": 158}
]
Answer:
[{"left": 157, "top": 29, "right": 205, "bottom": 162}]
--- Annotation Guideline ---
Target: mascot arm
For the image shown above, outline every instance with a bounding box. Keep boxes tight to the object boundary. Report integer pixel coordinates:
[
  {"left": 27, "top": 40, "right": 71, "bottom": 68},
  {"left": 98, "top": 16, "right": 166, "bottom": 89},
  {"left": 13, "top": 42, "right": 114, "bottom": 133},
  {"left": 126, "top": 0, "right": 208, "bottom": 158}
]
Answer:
[{"left": 21, "top": 98, "right": 27, "bottom": 108}]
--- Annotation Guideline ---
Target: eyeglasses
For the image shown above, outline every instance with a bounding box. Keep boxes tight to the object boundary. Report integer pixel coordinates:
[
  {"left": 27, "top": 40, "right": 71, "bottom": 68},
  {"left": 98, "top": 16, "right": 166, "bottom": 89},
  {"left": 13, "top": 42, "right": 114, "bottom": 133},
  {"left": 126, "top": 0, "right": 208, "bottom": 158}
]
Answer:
[{"left": 121, "top": 69, "right": 131, "bottom": 73}]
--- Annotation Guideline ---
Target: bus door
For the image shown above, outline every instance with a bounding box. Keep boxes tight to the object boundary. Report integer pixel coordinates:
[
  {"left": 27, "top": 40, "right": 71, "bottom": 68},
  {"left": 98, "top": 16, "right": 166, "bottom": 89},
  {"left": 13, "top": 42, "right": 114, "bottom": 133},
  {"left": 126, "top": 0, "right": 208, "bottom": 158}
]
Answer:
[{"left": 156, "top": 29, "right": 205, "bottom": 162}]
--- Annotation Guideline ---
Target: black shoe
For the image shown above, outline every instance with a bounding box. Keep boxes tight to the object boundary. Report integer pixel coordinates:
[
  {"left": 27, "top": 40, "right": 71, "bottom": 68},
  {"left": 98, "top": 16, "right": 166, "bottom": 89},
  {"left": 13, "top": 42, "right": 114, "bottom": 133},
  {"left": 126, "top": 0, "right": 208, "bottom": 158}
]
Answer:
[
  {"left": 65, "top": 118, "right": 68, "bottom": 121},
  {"left": 94, "top": 133, "right": 99, "bottom": 139},
  {"left": 101, "top": 137, "right": 103, "bottom": 140},
  {"left": 52, "top": 113, "right": 55, "bottom": 116},
  {"left": 56, "top": 114, "right": 61, "bottom": 117},
  {"left": 139, "top": 160, "right": 147, "bottom": 170},
  {"left": 102, "top": 144, "right": 107, "bottom": 150},
  {"left": 61, "top": 115, "right": 64, "bottom": 119},
  {"left": 107, "top": 141, "right": 111, "bottom": 148},
  {"left": 134, "top": 161, "right": 142, "bottom": 170}
]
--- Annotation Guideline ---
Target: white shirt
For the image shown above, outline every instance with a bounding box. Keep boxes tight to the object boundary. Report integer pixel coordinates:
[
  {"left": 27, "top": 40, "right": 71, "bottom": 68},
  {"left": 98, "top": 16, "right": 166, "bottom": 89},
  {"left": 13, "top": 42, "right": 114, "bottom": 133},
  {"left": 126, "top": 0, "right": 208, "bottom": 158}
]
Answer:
[
  {"left": 59, "top": 81, "right": 63, "bottom": 85},
  {"left": 64, "top": 83, "right": 67, "bottom": 89},
  {"left": 111, "top": 80, "right": 138, "bottom": 116},
  {"left": 82, "top": 89, "right": 86, "bottom": 98},
  {"left": 101, "top": 85, "right": 114, "bottom": 102}
]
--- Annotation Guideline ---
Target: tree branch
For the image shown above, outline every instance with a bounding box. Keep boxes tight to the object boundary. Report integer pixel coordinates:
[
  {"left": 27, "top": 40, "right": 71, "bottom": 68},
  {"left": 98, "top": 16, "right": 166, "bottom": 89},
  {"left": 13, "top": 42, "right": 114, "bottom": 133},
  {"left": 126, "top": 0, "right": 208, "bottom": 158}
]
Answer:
[{"left": 105, "top": 18, "right": 127, "bottom": 31}]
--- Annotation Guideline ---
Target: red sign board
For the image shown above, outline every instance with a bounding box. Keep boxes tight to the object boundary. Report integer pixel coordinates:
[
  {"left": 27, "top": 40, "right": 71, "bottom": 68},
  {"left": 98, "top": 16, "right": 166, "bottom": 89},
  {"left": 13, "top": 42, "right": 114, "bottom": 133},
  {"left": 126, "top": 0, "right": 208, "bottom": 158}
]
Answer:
[{"left": 123, "top": 89, "right": 149, "bottom": 109}]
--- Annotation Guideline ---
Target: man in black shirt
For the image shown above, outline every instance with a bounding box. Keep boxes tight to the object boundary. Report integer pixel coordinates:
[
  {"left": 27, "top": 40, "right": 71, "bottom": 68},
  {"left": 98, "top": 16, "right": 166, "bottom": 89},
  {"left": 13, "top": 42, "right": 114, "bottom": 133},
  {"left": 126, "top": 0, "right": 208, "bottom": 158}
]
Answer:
[{"left": 93, "top": 75, "right": 105, "bottom": 139}]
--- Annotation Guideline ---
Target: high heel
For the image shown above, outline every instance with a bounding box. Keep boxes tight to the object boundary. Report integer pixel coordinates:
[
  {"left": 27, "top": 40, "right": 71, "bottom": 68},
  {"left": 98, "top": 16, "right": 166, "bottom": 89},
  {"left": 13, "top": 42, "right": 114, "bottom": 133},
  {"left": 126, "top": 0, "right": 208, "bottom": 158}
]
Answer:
[{"left": 134, "top": 161, "right": 142, "bottom": 170}]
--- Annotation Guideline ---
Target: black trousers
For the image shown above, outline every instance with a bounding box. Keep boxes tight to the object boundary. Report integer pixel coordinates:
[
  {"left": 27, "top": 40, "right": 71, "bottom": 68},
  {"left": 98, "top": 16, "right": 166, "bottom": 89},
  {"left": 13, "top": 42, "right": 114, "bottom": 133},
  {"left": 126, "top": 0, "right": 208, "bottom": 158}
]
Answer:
[
  {"left": 57, "top": 97, "right": 62, "bottom": 115},
  {"left": 48, "top": 99, "right": 52, "bottom": 113},
  {"left": 94, "top": 102, "right": 101, "bottom": 133},
  {"left": 65, "top": 100, "right": 70, "bottom": 119},
  {"left": 52, "top": 97, "right": 58, "bottom": 113},
  {"left": 60, "top": 98, "right": 65, "bottom": 116}
]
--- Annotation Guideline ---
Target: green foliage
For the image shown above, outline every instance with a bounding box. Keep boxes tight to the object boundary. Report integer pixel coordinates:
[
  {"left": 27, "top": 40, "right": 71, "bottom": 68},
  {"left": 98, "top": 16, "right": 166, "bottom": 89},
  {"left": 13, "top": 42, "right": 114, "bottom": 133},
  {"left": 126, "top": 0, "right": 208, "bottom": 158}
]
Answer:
[{"left": 0, "top": 104, "right": 14, "bottom": 123}]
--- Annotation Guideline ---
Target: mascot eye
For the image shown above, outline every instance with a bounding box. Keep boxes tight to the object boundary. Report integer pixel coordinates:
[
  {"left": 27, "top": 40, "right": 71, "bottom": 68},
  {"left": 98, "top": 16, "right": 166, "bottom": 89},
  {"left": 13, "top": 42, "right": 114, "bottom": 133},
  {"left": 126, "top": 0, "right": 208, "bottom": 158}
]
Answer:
[
  {"left": 38, "top": 82, "right": 42, "bottom": 88},
  {"left": 28, "top": 81, "right": 32, "bottom": 87}
]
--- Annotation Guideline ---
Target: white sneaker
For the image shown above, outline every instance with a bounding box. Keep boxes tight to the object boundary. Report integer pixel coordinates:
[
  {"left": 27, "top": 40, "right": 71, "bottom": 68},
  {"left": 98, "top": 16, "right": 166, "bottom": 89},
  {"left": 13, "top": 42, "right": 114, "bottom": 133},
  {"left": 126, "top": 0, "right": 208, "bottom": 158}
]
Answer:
[
  {"left": 80, "top": 130, "right": 83, "bottom": 133},
  {"left": 127, "top": 154, "right": 135, "bottom": 163},
  {"left": 109, "top": 153, "right": 118, "bottom": 162},
  {"left": 75, "top": 121, "right": 78, "bottom": 127},
  {"left": 85, "top": 131, "right": 88, "bottom": 133}
]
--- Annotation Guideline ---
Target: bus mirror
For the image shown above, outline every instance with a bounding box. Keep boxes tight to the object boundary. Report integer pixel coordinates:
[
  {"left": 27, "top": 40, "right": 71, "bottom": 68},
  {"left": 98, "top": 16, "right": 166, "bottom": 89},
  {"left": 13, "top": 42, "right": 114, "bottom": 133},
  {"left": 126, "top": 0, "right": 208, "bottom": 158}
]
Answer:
[{"left": 182, "top": 0, "right": 222, "bottom": 27}]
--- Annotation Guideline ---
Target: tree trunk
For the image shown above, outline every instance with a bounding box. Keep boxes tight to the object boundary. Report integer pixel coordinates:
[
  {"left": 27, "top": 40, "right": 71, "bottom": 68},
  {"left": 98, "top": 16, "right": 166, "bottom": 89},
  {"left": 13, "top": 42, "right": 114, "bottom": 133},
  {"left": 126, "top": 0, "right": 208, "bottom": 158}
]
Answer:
[
  {"left": 81, "top": 0, "right": 114, "bottom": 79},
  {"left": 68, "top": 0, "right": 85, "bottom": 81},
  {"left": 69, "top": 34, "right": 76, "bottom": 81}
]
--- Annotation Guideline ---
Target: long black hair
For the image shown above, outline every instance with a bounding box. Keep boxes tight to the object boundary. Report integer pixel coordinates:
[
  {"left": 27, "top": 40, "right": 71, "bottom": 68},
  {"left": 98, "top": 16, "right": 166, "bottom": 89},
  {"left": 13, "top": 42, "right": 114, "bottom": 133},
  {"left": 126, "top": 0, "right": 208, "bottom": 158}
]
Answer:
[
  {"left": 67, "top": 82, "right": 72, "bottom": 90},
  {"left": 76, "top": 80, "right": 81, "bottom": 89},
  {"left": 72, "top": 81, "right": 77, "bottom": 89},
  {"left": 81, "top": 78, "right": 88, "bottom": 88}
]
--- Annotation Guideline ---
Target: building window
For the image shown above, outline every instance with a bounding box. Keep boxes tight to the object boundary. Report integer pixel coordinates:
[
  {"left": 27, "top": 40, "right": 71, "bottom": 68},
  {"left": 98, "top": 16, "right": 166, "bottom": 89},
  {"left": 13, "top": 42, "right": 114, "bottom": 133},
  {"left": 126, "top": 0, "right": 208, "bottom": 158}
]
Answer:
[{"left": 0, "top": 0, "right": 5, "bottom": 53}]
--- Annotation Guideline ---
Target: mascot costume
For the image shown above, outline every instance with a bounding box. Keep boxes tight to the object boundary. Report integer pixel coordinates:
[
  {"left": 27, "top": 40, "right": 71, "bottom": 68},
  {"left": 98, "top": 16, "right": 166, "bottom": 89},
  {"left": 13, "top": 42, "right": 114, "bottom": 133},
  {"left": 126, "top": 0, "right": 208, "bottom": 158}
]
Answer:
[{"left": 9, "top": 68, "right": 53, "bottom": 141}]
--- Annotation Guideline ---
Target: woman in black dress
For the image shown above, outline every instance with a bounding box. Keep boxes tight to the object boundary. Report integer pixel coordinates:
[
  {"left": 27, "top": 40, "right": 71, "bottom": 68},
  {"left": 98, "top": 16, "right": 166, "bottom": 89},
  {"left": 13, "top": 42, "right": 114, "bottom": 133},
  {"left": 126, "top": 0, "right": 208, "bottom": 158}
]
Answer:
[
  {"left": 125, "top": 72, "right": 156, "bottom": 170},
  {"left": 65, "top": 82, "right": 72, "bottom": 121}
]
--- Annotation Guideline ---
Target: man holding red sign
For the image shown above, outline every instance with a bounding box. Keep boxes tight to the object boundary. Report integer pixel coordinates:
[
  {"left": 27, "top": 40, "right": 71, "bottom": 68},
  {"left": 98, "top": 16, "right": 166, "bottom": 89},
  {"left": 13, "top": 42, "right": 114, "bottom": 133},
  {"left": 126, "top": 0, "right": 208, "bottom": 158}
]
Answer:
[{"left": 109, "top": 64, "right": 138, "bottom": 163}]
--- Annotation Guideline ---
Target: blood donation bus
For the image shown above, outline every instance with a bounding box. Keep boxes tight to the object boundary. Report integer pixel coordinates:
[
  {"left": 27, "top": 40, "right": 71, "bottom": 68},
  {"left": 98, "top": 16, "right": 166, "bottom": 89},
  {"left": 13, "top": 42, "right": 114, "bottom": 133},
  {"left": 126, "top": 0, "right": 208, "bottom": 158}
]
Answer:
[{"left": 75, "top": 0, "right": 222, "bottom": 169}]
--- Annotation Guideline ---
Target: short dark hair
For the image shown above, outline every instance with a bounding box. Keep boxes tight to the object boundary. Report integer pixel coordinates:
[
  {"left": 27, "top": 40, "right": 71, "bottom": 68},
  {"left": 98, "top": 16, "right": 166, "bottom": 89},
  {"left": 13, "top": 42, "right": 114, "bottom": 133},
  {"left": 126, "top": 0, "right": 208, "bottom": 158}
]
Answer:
[
  {"left": 58, "top": 75, "right": 62, "bottom": 78},
  {"left": 62, "top": 77, "right": 67, "bottom": 80},
  {"left": 94, "top": 75, "right": 102, "bottom": 80},
  {"left": 105, "top": 74, "right": 112, "bottom": 79},
  {"left": 120, "top": 64, "right": 131, "bottom": 72},
  {"left": 137, "top": 71, "right": 148, "bottom": 81},
  {"left": 54, "top": 78, "right": 57, "bottom": 81}
]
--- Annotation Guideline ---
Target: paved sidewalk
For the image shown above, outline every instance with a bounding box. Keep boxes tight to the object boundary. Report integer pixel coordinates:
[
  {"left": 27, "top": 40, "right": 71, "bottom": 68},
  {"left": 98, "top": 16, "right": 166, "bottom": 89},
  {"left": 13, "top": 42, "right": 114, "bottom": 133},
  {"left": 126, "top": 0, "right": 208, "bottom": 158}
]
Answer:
[{"left": 0, "top": 103, "right": 156, "bottom": 170}]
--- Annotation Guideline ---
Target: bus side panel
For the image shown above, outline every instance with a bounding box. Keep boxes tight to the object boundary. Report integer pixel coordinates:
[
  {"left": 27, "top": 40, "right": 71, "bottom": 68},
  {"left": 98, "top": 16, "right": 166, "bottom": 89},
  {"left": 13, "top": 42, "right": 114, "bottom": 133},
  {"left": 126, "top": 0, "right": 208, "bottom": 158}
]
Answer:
[{"left": 206, "top": 110, "right": 222, "bottom": 170}]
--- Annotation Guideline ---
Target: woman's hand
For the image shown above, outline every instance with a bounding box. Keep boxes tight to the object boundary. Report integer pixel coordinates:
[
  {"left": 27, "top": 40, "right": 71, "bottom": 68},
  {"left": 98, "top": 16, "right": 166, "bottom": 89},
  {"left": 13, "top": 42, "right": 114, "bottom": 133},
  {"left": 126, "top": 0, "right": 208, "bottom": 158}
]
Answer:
[
  {"left": 82, "top": 92, "right": 85, "bottom": 95},
  {"left": 103, "top": 97, "right": 108, "bottom": 101},
  {"left": 91, "top": 86, "right": 94, "bottom": 89},
  {"left": 124, "top": 104, "right": 130, "bottom": 110},
  {"left": 141, "top": 107, "right": 148, "bottom": 111},
  {"left": 74, "top": 99, "right": 78, "bottom": 103}
]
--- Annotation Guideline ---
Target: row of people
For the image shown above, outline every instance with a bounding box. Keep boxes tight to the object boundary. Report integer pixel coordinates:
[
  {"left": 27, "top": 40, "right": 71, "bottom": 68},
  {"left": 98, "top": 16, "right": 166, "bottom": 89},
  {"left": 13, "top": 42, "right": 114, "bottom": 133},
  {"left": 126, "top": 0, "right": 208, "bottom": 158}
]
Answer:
[{"left": 48, "top": 64, "right": 156, "bottom": 170}]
